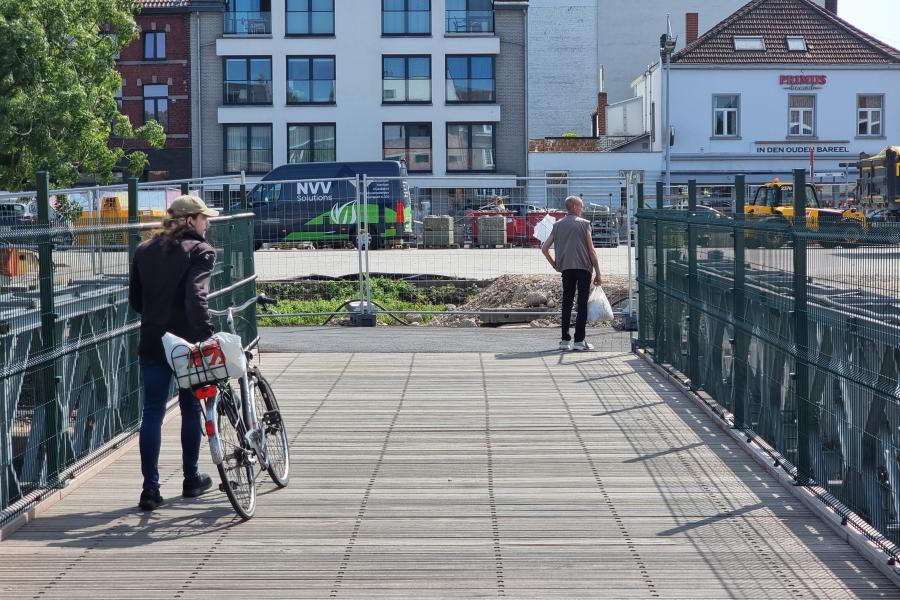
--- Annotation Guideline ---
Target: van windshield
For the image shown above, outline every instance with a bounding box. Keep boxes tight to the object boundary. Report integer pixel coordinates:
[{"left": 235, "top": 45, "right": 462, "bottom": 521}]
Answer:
[{"left": 250, "top": 184, "right": 281, "bottom": 204}]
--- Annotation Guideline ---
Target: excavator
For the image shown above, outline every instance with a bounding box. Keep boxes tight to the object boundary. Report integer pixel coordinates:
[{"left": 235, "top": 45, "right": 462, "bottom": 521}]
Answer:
[{"left": 745, "top": 179, "right": 867, "bottom": 249}]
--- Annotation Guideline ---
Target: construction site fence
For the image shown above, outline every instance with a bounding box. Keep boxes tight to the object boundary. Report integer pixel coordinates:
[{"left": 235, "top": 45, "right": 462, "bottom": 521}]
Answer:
[
  {"left": 636, "top": 171, "right": 900, "bottom": 560},
  {"left": 0, "top": 173, "right": 256, "bottom": 524}
]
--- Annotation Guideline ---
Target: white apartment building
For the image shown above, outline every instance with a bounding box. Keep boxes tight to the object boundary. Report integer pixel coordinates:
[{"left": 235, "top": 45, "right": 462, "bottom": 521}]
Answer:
[
  {"left": 195, "top": 0, "right": 528, "bottom": 210},
  {"left": 526, "top": 0, "right": 831, "bottom": 138}
]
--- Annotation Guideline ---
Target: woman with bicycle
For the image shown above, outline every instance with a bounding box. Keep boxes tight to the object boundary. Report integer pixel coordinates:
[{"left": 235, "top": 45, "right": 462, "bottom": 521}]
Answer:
[{"left": 129, "top": 195, "right": 219, "bottom": 511}]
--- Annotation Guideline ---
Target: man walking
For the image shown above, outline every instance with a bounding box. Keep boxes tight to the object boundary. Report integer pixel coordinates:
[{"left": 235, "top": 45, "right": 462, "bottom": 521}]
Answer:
[{"left": 541, "top": 195, "right": 602, "bottom": 351}]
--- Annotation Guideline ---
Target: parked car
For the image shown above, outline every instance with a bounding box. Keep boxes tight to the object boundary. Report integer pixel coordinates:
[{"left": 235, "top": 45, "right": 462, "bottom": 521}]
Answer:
[{"left": 0, "top": 199, "right": 74, "bottom": 245}]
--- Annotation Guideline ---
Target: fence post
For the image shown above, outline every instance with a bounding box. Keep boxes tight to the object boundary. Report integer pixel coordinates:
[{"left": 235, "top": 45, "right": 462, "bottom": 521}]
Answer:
[
  {"left": 687, "top": 180, "right": 700, "bottom": 390},
  {"left": 636, "top": 182, "right": 646, "bottom": 346},
  {"left": 126, "top": 178, "right": 142, "bottom": 428},
  {"left": 36, "top": 171, "right": 64, "bottom": 485},
  {"left": 654, "top": 181, "right": 665, "bottom": 363},
  {"left": 180, "top": 182, "right": 189, "bottom": 195},
  {"left": 221, "top": 183, "right": 234, "bottom": 309},
  {"left": 732, "top": 175, "right": 748, "bottom": 430},
  {"left": 793, "top": 168, "right": 811, "bottom": 484}
]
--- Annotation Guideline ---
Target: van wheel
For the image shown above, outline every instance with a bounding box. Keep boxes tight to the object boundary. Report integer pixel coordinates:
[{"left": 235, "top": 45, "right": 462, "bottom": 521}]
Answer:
[
  {"left": 842, "top": 223, "right": 863, "bottom": 248},
  {"left": 254, "top": 241, "right": 262, "bottom": 251},
  {"left": 368, "top": 226, "right": 381, "bottom": 250}
]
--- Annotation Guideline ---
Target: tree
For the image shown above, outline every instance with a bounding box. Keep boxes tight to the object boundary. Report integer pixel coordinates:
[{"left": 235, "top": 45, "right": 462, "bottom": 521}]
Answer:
[{"left": 0, "top": 0, "right": 166, "bottom": 191}]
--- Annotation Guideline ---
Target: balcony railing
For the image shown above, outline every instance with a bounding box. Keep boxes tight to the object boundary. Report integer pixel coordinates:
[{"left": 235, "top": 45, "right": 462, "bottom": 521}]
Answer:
[
  {"left": 224, "top": 11, "right": 272, "bottom": 35},
  {"left": 224, "top": 81, "right": 273, "bottom": 105},
  {"left": 445, "top": 11, "right": 494, "bottom": 33}
]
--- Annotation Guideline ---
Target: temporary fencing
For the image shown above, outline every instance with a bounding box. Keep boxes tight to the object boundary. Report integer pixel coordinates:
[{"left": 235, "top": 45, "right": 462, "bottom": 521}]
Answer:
[
  {"left": 0, "top": 173, "right": 255, "bottom": 524},
  {"left": 637, "top": 171, "right": 900, "bottom": 560}
]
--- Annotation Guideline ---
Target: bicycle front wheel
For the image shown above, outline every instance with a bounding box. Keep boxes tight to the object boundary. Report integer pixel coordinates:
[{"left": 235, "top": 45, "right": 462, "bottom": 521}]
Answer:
[
  {"left": 252, "top": 368, "right": 290, "bottom": 487},
  {"left": 216, "top": 385, "right": 256, "bottom": 519}
]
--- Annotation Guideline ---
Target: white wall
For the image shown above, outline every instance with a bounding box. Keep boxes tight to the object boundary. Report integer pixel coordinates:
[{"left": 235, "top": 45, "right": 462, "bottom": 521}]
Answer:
[
  {"left": 216, "top": 0, "right": 502, "bottom": 176},
  {"left": 607, "top": 97, "right": 644, "bottom": 137},
  {"left": 527, "top": 0, "right": 827, "bottom": 138}
]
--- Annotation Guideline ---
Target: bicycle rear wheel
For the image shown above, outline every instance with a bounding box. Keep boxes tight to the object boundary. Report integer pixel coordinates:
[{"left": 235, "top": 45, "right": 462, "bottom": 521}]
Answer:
[
  {"left": 251, "top": 368, "right": 290, "bottom": 487},
  {"left": 216, "top": 385, "right": 256, "bottom": 519}
]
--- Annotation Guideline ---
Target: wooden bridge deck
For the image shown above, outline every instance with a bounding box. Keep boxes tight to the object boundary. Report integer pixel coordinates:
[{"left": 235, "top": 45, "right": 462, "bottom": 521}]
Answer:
[{"left": 0, "top": 349, "right": 896, "bottom": 599}]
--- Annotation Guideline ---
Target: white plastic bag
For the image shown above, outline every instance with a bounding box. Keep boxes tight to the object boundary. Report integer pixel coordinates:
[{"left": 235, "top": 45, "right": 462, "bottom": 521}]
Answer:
[
  {"left": 587, "top": 286, "right": 614, "bottom": 322},
  {"left": 163, "top": 331, "right": 246, "bottom": 389},
  {"left": 533, "top": 214, "right": 556, "bottom": 245}
]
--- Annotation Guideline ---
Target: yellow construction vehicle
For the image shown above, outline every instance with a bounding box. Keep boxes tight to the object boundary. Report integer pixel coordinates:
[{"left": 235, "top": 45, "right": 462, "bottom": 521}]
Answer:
[{"left": 746, "top": 179, "right": 866, "bottom": 248}]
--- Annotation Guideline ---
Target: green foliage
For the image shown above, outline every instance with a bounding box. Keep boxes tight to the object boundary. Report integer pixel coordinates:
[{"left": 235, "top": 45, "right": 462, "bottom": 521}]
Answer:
[
  {"left": 0, "top": 0, "right": 165, "bottom": 190},
  {"left": 561, "top": 132, "right": 581, "bottom": 138},
  {"left": 53, "top": 193, "right": 83, "bottom": 222}
]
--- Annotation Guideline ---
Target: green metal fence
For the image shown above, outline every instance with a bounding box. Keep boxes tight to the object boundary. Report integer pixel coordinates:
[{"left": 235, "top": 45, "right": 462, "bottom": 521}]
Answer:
[
  {"left": 0, "top": 173, "right": 256, "bottom": 524},
  {"left": 637, "top": 170, "right": 900, "bottom": 559}
]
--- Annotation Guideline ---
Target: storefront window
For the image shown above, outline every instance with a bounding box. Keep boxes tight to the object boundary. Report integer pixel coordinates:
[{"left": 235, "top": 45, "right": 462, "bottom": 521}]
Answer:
[{"left": 789, "top": 95, "right": 815, "bottom": 136}]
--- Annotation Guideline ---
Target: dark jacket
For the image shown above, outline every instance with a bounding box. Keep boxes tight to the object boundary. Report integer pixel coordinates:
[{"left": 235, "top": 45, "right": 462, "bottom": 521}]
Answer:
[{"left": 129, "top": 230, "right": 216, "bottom": 362}]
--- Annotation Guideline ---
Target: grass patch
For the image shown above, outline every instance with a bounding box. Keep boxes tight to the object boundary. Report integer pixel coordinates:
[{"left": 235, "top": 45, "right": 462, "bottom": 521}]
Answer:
[{"left": 258, "top": 278, "right": 477, "bottom": 326}]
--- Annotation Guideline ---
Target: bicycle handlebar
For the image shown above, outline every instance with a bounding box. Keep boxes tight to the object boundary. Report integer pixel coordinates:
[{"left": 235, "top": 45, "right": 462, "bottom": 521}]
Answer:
[{"left": 209, "top": 294, "right": 277, "bottom": 317}]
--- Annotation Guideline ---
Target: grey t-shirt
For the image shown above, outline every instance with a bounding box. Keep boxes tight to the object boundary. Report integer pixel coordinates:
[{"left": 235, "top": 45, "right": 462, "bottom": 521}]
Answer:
[{"left": 551, "top": 214, "right": 594, "bottom": 273}]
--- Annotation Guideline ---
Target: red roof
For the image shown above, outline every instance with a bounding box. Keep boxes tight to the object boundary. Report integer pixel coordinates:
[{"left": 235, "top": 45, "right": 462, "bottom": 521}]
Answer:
[{"left": 673, "top": 0, "right": 900, "bottom": 65}]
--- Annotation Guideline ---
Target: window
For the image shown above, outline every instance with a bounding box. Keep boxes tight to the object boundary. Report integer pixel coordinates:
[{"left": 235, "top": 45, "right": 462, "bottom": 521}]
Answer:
[
  {"left": 446, "top": 0, "right": 494, "bottom": 33},
  {"left": 789, "top": 95, "right": 815, "bottom": 136},
  {"left": 114, "top": 85, "right": 123, "bottom": 111},
  {"left": 786, "top": 36, "right": 807, "bottom": 51},
  {"left": 286, "top": 0, "right": 334, "bottom": 35},
  {"left": 143, "top": 31, "right": 166, "bottom": 60},
  {"left": 224, "top": 57, "right": 273, "bottom": 105},
  {"left": 225, "top": 125, "right": 272, "bottom": 174},
  {"left": 225, "top": 0, "right": 272, "bottom": 35},
  {"left": 287, "top": 56, "right": 336, "bottom": 104},
  {"left": 447, "top": 123, "right": 495, "bottom": 172},
  {"left": 383, "top": 56, "right": 431, "bottom": 103},
  {"left": 288, "top": 124, "right": 336, "bottom": 163},
  {"left": 858, "top": 95, "right": 884, "bottom": 137},
  {"left": 734, "top": 36, "right": 765, "bottom": 51},
  {"left": 383, "top": 0, "right": 431, "bottom": 36},
  {"left": 383, "top": 123, "right": 432, "bottom": 172},
  {"left": 713, "top": 95, "right": 739, "bottom": 137},
  {"left": 546, "top": 172, "right": 568, "bottom": 208},
  {"left": 143, "top": 84, "right": 168, "bottom": 131},
  {"left": 446, "top": 55, "right": 495, "bottom": 102}
]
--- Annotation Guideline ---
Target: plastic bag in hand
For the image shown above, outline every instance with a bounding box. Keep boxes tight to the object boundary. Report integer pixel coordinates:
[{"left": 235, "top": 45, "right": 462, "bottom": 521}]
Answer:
[{"left": 587, "top": 286, "right": 614, "bottom": 322}]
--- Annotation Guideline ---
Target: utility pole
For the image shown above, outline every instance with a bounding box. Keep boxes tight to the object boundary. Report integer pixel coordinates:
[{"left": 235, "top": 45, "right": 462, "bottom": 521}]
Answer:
[{"left": 660, "top": 17, "right": 677, "bottom": 204}]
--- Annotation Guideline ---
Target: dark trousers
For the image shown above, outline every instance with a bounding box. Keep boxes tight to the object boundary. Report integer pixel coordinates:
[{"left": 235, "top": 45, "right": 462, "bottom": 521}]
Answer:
[
  {"left": 139, "top": 359, "right": 202, "bottom": 491},
  {"left": 561, "top": 269, "right": 591, "bottom": 343}
]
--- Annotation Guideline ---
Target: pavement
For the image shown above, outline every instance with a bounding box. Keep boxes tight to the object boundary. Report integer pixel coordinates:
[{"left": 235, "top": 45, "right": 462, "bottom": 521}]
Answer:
[{"left": 258, "top": 325, "right": 631, "bottom": 354}]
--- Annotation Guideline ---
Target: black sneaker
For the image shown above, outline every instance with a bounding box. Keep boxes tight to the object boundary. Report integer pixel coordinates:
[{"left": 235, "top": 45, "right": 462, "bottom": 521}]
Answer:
[
  {"left": 183, "top": 473, "right": 213, "bottom": 498},
  {"left": 138, "top": 488, "right": 164, "bottom": 511}
]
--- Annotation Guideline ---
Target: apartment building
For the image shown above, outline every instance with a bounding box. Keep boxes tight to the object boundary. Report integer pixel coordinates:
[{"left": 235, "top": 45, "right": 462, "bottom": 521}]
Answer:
[{"left": 196, "top": 0, "right": 528, "bottom": 211}]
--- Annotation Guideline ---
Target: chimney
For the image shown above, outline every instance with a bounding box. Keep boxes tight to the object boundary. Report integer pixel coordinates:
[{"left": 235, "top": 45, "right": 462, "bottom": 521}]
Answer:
[
  {"left": 686, "top": 12, "right": 699, "bottom": 45},
  {"left": 825, "top": 0, "right": 838, "bottom": 14},
  {"left": 596, "top": 92, "right": 608, "bottom": 136}
]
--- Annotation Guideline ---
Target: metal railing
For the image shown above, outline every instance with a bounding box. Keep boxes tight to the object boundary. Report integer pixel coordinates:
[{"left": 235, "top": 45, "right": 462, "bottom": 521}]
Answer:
[
  {"left": 445, "top": 11, "right": 494, "bottom": 33},
  {"left": 224, "top": 11, "right": 272, "bottom": 35},
  {"left": 0, "top": 174, "right": 257, "bottom": 525},
  {"left": 636, "top": 170, "right": 900, "bottom": 559}
]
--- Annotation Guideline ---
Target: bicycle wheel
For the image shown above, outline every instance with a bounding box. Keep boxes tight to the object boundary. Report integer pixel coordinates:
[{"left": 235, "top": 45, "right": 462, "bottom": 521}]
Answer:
[
  {"left": 215, "top": 385, "right": 256, "bottom": 519},
  {"left": 251, "top": 368, "right": 290, "bottom": 487}
]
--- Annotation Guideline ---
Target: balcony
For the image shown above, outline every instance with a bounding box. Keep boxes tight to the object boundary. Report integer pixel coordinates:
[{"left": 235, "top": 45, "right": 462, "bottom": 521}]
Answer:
[
  {"left": 224, "top": 81, "right": 273, "bottom": 105},
  {"left": 224, "top": 11, "right": 272, "bottom": 35},
  {"left": 445, "top": 11, "right": 494, "bottom": 34}
]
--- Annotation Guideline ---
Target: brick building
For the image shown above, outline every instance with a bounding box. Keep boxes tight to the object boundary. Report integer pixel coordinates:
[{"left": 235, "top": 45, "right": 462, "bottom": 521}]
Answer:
[{"left": 114, "top": 0, "right": 224, "bottom": 180}]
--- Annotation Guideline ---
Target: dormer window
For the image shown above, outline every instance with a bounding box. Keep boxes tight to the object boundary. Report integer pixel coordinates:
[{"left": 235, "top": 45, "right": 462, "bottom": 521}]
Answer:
[
  {"left": 734, "top": 36, "right": 765, "bottom": 51},
  {"left": 786, "top": 36, "right": 807, "bottom": 51}
]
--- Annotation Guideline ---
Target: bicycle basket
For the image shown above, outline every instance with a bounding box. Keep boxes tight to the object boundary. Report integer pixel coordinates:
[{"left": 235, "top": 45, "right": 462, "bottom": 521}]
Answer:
[{"left": 163, "top": 332, "right": 246, "bottom": 389}]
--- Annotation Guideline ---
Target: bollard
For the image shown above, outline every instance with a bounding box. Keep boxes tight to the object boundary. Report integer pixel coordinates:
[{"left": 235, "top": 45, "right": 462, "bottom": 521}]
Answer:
[
  {"left": 793, "top": 168, "right": 811, "bottom": 483},
  {"left": 732, "top": 175, "right": 749, "bottom": 430}
]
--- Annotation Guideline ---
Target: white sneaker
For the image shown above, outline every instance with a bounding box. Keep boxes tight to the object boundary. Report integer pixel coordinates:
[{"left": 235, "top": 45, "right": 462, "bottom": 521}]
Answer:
[
  {"left": 559, "top": 340, "right": 572, "bottom": 351},
  {"left": 573, "top": 341, "right": 594, "bottom": 352}
]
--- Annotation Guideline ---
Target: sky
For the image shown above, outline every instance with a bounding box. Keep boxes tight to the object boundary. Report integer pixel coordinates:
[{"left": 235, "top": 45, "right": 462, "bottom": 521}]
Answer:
[{"left": 839, "top": 1, "right": 900, "bottom": 50}]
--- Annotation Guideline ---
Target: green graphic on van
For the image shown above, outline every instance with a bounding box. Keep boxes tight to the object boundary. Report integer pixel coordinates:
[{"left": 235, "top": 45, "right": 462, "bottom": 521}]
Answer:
[{"left": 330, "top": 201, "right": 358, "bottom": 225}]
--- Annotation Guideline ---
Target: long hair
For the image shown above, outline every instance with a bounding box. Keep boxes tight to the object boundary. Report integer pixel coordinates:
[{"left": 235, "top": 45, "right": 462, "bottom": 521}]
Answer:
[{"left": 155, "top": 213, "right": 193, "bottom": 245}]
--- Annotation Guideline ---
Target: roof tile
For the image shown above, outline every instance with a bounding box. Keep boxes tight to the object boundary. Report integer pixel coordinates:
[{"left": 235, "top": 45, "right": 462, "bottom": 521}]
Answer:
[{"left": 673, "top": 0, "right": 900, "bottom": 65}]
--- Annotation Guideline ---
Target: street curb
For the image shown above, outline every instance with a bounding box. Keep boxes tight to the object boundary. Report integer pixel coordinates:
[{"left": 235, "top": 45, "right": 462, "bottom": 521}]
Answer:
[
  {"left": 0, "top": 399, "right": 180, "bottom": 542},
  {"left": 635, "top": 349, "right": 900, "bottom": 589}
]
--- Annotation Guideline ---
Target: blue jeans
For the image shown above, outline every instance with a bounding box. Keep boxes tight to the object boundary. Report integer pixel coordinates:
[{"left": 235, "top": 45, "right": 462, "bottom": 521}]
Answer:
[{"left": 139, "top": 359, "right": 202, "bottom": 491}]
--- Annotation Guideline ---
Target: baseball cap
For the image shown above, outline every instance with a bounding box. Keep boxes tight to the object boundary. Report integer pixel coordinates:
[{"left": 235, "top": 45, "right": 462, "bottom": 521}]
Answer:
[{"left": 168, "top": 195, "right": 219, "bottom": 218}]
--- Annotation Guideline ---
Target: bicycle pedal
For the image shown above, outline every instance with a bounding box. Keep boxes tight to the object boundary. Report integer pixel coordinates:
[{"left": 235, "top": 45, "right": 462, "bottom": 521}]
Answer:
[{"left": 218, "top": 482, "right": 227, "bottom": 493}]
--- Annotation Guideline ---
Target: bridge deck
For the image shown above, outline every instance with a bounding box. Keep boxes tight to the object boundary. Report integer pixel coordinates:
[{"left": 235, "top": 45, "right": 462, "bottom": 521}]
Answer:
[{"left": 0, "top": 348, "right": 895, "bottom": 599}]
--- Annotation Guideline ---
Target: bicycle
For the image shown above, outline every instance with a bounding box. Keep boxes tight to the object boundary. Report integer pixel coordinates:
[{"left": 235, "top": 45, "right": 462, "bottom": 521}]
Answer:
[{"left": 189, "top": 293, "right": 290, "bottom": 519}]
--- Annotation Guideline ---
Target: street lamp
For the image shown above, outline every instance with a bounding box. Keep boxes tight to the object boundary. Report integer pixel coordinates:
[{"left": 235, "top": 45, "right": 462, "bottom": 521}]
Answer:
[{"left": 660, "top": 23, "right": 677, "bottom": 203}]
